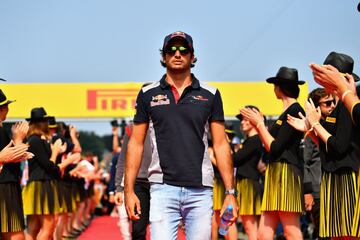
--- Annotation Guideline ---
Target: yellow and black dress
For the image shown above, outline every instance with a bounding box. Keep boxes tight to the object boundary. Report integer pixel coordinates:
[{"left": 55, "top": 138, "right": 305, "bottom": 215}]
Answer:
[
  {"left": 22, "top": 135, "right": 61, "bottom": 215},
  {"left": 318, "top": 101, "right": 359, "bottom": 238},
  {"left": 233, "top": 135, "right": 262, "bottom": 216},
  {"left": 261, "top": 102, "right": 304, "bottom": 213},
  {"left": 0, "top": 127, "right": 25, "bottom": 233},
  {"left": 52, "top": 135, "right": 75, "bottom": 214}
]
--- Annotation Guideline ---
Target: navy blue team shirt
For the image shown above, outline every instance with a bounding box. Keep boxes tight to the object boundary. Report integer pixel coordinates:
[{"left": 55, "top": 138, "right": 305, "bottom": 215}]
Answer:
[{"left": 134, "top": 74, "right": 224, "bottom": 187}]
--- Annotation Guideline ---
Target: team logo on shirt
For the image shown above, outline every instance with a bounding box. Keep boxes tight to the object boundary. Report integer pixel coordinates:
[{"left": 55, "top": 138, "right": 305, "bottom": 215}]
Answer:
[
  {"left": 150, "top": 94, "right": 170, "bottom": 107},
  {"left": 191, "top": 95, "right": 208, "bottom": 101},
  {"left": 276, "top": 120, "right": 283, "bottom": 125}
]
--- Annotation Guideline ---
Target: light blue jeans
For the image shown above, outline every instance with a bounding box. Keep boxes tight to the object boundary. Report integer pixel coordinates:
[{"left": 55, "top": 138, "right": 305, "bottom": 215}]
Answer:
[{"left": 149, "top": 183, "right": 213, "bottom": 240}]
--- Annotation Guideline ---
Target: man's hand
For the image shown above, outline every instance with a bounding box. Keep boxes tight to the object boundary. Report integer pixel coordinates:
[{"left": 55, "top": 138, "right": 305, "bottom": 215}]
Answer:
[
  {"left": 304, "top": 193, "right": 314, "bottom": 211},
  {"left": 114, "top": 191, "right": 124, "bottom": 206},
  {"left": 220, "top": 194, "right": 239, "bottom": 226},
  {"left": 125, "top": 191, "right": 141, "bottom": 220}
]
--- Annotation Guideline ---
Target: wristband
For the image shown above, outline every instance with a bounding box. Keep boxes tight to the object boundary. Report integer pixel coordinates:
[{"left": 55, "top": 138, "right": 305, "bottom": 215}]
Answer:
[
  {"left": 256, "top": 121, "right": 265, "bottom": 129},
  {"left": 341, "top": 90, "right": 353, "bottom": 102}
]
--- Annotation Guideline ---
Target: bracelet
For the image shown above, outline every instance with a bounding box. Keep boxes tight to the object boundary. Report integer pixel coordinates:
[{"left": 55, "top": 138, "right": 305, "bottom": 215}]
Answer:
[
  {"left": 341, "top": 90, "right": 353, "bottom": 102},
  {"left": 256, "top": 121, "right": 265, "bottom": 129},
  {"left": 311, "top": 122, "right": 320, "bottom": 129}
]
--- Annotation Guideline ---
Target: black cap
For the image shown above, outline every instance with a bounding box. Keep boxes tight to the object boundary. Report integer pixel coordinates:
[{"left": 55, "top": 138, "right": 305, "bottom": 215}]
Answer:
[
  {"left": 323, "top": 52, "right": 359, "bottom": 82},
  {"left": 162, "top": 31, "right": 194, "bottom": 53}
]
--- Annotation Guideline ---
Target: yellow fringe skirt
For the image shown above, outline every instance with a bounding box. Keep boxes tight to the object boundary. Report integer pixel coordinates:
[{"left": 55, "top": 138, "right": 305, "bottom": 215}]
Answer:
[
  {"left": 22, "top": 180, "right": 62, "bottom": 215},
  {"left": 0, "top": 183, "right": 25, "bottom": 232},
  {"left": 236, "top": 178, "right": 262, "bottom": 216},
  {"left": 261, "top": 162, "right": 304, "bottom": 212},
  {"left": 352, "top": 170, "right": 360, "bottom": 237},
  {"left": 213, "top": 177, "right": 225, "bottom": 211},
  {"left": 319, "top": 171, "right": 358, "bottom": 238}
]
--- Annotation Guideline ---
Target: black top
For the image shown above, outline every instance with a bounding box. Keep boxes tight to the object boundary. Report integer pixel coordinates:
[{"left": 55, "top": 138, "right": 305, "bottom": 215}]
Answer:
[
  {"left": 233, "top": 135, "right": 262, "bottom": 180},
  {"left": 319, "top": 101, "right": 360, "bottom": 173},
  {"left": 352, "top": 101, "right": 360, "bottom": 126},
  {"left": 134, "top": 74, "right": 224, "bottom": 187},
  {"left": 267, "top": 102, "right": 305, "bottom": 173},
  {"left": 27, "top": 135, "right": 60, "bottom": 181},
  {"left": 0, "top": 127, "right": 21, "bottom": 183}
]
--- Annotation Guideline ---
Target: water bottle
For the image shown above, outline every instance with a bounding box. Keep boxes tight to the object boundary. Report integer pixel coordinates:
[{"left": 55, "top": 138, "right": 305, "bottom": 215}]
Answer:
[{"left": 218, "top": 205, "right": 233, "bottom": 236}]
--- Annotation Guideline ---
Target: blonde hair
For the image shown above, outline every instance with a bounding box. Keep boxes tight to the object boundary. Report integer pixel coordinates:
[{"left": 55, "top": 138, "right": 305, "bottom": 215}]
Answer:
[{"left": 27, "top": 121, "right": 49, "bottom": 138}]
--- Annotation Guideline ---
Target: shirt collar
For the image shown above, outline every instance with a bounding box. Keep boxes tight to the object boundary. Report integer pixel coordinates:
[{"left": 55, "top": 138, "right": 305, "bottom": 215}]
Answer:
[{"left": 160, "top": 74, "right": 200, "bottom": 90}]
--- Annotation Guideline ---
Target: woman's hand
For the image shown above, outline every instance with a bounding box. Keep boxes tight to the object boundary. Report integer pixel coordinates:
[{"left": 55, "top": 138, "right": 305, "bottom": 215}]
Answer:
[
  {"left": 287, "top": 112, "right": 309, "bottom": 132},
  {"left": 240, "top": 107, "right": 264, "bottom": 127}
]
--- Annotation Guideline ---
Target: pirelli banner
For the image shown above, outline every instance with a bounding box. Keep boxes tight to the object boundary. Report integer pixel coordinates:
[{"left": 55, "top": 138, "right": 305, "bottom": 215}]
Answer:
[{"left": 1, "top": 82, "right": 308, "bottom": 119}]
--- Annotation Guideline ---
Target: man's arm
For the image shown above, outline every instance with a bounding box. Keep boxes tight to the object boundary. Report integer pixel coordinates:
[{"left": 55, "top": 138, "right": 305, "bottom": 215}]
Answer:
[
  {"left": 210, "top": 121, "right": 238, "bottom": 222},
  {"left": 124, "top": 122, "right": 148, "bottom": 220}
]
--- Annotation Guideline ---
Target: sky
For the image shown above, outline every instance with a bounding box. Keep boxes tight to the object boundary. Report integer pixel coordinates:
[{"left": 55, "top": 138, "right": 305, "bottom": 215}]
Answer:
[{"left": 0, "top": 0, "right": 359, "bottom": 136}]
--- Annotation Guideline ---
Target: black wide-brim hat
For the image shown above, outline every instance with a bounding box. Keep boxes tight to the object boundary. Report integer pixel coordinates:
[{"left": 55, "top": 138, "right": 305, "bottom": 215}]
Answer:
[
  {"left": 26, "top": 107, "right": 51, "bottom": 122},
  {"left": 323, "top": 51, "right": 360, "bottom": 82},
  {"left": 266, "top": 66, "right": 305, "bottom": 85},
  {"left": 48, "top": 116, "right": 58, "bottom": 128},
  {"left": 0, "top": 89, "right": 15, "bottom": 106}
]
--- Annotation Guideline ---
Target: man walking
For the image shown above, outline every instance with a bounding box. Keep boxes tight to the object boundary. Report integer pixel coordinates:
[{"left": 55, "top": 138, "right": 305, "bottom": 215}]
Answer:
[{"left": 124, "top": 31, "right": 238, "bottom": 239}]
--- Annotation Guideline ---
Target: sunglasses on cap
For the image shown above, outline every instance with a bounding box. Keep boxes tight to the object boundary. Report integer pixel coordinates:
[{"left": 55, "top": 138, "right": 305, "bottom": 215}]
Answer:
[
  {"left": 319, "top": 99, "right": 336, "bottom": 107},
  {"left": 164, "top": 46, "right": 190, "bottom": 55}
]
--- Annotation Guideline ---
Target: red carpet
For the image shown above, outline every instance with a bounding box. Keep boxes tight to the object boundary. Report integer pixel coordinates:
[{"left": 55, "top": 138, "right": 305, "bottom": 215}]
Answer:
[{"left": 78, "top": 216, "right": 186, "bottom": 240}]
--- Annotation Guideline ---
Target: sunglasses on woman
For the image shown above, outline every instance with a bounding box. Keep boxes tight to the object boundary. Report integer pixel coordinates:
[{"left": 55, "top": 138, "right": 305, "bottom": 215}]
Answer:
[
  {"left": 319, "top": 99, "right": 336, "bottom": 107},
  {"left": 164, "top": 46, "right": 190, "bottom": 55}
]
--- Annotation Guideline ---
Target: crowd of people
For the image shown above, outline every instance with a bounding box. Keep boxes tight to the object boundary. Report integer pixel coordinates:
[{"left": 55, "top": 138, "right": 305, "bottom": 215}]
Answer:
[
  {"left": 0, "top": 100, "right": 111, "bottom": 239},
  {"left": 1, "top": 30, "right": 360, "bottom": 240}
]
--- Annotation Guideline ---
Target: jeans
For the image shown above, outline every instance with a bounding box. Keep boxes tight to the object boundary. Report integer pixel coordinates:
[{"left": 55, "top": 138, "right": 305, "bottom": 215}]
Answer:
[{"left": 150, "top": 183, "right": 213, "bottom": 240}]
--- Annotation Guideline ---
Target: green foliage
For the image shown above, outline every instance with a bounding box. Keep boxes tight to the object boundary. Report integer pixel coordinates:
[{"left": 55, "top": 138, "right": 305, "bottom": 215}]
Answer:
[{"left": 78, "top": 131, "right": 105, "bottom": 159}]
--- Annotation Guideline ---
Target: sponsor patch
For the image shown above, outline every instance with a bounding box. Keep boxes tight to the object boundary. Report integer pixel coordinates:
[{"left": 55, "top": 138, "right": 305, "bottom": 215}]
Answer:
[
  {"left": 325, "top": 117, "right": 336, "bottom": 123},
  {"left": 150, "top": 94, "right": 170, "bottom": 107},
  {"left": 191, "top": 95, "right": 208, "bottom": 101}
]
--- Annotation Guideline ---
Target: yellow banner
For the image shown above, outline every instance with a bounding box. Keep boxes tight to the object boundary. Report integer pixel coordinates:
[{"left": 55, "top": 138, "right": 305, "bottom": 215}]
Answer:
[{"left": 1, "top": 82, "right": 308, "bottom": 119}]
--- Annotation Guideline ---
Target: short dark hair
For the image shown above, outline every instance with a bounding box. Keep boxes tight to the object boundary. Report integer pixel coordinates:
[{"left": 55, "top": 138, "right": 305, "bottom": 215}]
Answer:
[
  {"left": 277, "top": 83, "right": 300, "bottom": 98},
  {"left": 308, "top": 88, "right": 333, "bottom": 107}
]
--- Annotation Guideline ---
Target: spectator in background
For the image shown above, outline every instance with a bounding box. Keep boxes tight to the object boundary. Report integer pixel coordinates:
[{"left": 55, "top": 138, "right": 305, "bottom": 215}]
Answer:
[
  {"left": 302, "top": 88, "right": 336, "bottom": 239},
  {"left": 115, "top": 122, "right": 152, "bottom": 240}
]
